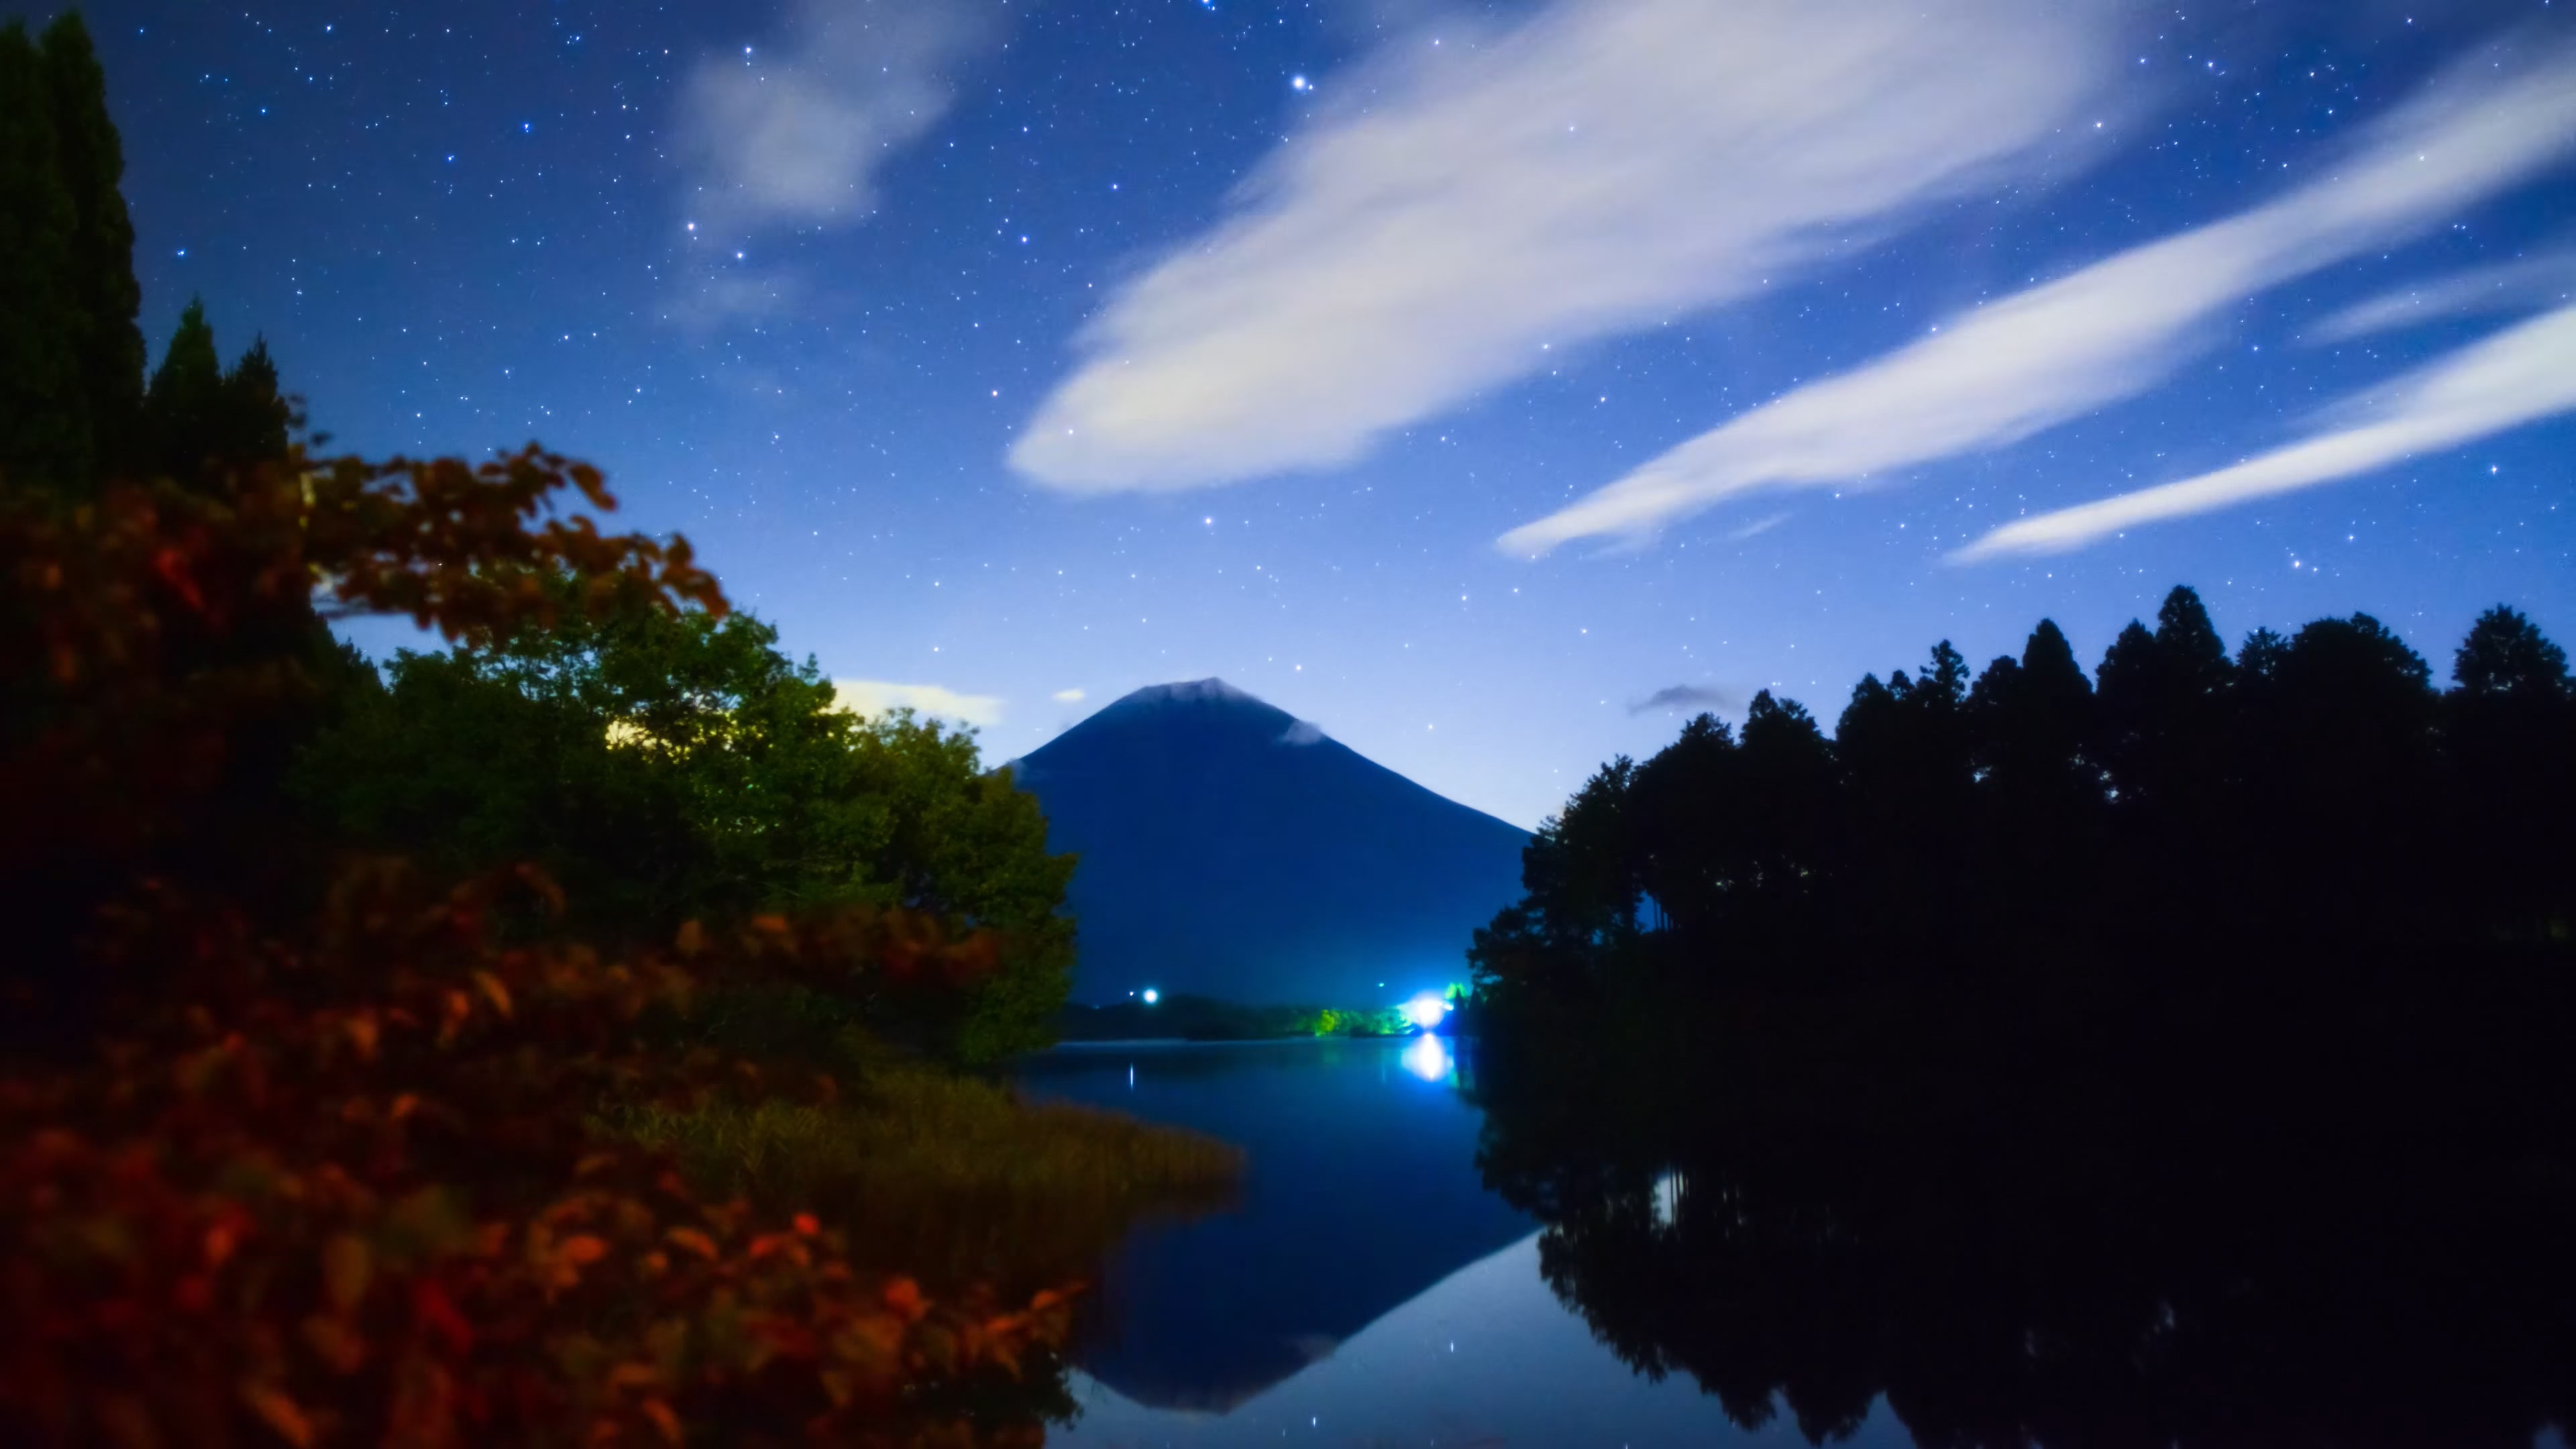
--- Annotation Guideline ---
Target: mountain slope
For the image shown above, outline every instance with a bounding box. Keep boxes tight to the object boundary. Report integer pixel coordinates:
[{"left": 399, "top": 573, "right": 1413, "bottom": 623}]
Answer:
[{"left": 1008, "top": 680, "right": 1529, "bottom": 1006}]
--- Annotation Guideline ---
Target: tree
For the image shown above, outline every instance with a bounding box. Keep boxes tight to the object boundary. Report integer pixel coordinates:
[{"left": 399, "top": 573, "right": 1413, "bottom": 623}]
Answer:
[
  {"left": 295, "top": 596, "right": 1075, "bottom": 1064},
  {"left": 0, "top": 12, "right": 146, "bottom": 496},
  {"left": 0, "top": 433, "right": 1122, "bottom": 1442},
  {"left": 2454, "top": 605, "right": 2572, "bottom": 701},
  {"left": 1967, "top": 620, "right": 2102, "bottom": 947},
  {"left": 1730, "top": 690, "right": 1838, "bottom": 949},
  {"left": 40, "top": 10, "right": 143, "bottom": 476},
  {"left": 2447, "top": 606, "right": 2576, "bottom": 942},
  {"left": 140, "top": 298, "right": 292, "bottom": 479},
  {"left": 1519, "top": 756, "right": 1644, "bottom": 953},
  {"left": 0, "top": 19, "right": 87, "bottom": 490},
  {"left": 1631, "top": 713, "right": 1738, "bottom": 937},
  {"left": 1835, "top": 645, "right": 1975, "bottom": 967}
]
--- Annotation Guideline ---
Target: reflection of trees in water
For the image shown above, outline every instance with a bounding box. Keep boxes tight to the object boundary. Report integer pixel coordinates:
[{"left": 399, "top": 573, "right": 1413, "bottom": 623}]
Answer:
[
  {"left": 1462, "top": 584, "right": 2576, "bottom": 1445},
  {"left": 1470, "top": 997, "right": 2576, "bottom": 1449}
]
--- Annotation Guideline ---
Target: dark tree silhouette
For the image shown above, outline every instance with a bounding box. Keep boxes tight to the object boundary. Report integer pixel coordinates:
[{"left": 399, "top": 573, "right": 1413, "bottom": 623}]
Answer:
[
  {"left": 1471, "top": 588, "right": 2576, "bottom": 1442},
  {"left": 141, "top": 299, "right": 294, "bottom": 478},
  {"left": 38, "top": 10, "right": 143, "bottom": 476},
  {"left": 0, "top": 12, "right": 144, "bottom": 494},
  {"left": 2447, "top": 606, "right": 2576, "bottom": 943},
  {"left": 1475, "top": 585, "right": 2576, "bottom": 1010}
]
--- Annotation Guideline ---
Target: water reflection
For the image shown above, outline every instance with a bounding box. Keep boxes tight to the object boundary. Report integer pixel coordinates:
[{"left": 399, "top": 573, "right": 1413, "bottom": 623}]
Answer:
[
  {"left": 1025, "top": 1023, "right": 2576, "bottom": 1446},
  {"left": 1053, "top": 1232, "right": 1895, "bottom": 1447},
  {"left": 1469, "top": 1020, "right": 2576, "bottom": 1449},
  {"left": 1399, "top": 1031, "right": 1450, "bottom": 1083},
  {"left": 1016, "top": 1038, "right": 1529, "bottom": 1411}
]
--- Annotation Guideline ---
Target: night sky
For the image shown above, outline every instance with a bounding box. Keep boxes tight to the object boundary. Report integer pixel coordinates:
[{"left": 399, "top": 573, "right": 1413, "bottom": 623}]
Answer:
[{"left": 78, "top": 0, "right": 2576, "bottom": 829}]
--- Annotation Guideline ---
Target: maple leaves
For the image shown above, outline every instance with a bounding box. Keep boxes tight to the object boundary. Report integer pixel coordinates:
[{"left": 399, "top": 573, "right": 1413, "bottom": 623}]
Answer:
[
  {"left": 1, "top": 865, "right": 1064, "bottom": 1446},
  {"left": 0, "top": 447, "right": 1072, "bottom": 1445}
]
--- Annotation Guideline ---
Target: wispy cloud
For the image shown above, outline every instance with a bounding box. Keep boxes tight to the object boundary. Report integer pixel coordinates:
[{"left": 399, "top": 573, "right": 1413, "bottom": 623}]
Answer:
[
  {"left": 1012, "top": 0, "right": 2121, "bottom": 492},
  {"left": 2310, "top": 246, "right": 2576, "bottom": 343},
  {"left": 1630, "top": 684, "right": 1739, "bottom": 716},
  {"left": 676, "top": 0, "right": 995, "bottom": 312},
  {"left": 1954, "top": 304, "right": 2576, "bottom": 560},
  {"left": 1499, "top": 41, "right": 2576, "bottom": 556},
  {"left": 1051, "top": 687, "right": 1086, "bottom": 703},
  {"left": 833, "top": 679, "right": 1006, "bottom": 729}
]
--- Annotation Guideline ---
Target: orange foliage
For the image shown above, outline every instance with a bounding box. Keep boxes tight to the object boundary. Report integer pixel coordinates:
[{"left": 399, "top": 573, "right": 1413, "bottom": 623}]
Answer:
[
  {"left": 0, "top": 447, "right": 1075, "bottom": 1445},
  {"left": 1, "top": 866, "right": 1061, "bottom": 1446},
  {"left": 1, "top": 446, "right": 721, "bottom": 875}
]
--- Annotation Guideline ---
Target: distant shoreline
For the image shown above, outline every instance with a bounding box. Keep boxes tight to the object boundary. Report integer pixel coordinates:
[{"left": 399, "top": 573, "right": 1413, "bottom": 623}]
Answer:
[{"left": 1039, "top": 1031, "right": 1430, "bottom": 1051}]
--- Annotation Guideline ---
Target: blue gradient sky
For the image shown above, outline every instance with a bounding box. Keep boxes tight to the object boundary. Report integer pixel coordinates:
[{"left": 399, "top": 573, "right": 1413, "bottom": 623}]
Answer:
[{"left": 80, "top": 0, "right": 2576, "bottom": 828}]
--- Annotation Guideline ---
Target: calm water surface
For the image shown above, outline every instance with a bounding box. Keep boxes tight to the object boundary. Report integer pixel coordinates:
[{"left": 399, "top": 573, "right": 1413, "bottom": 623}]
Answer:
[
  {"left": 1018, "top": 1035, "right": 2576, "bottom": 1449},
  {"left": 1016, "top": 1038, "right": 1909, "bottom": 1447}
]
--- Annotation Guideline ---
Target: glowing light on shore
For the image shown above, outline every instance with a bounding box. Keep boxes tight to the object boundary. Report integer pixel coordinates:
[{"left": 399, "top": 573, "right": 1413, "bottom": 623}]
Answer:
[
  {"left": 1141, "top": 988, "right": 1160, "bottom": 1005},
  {"left": 1403, "top": 994, "right": 1450, "bottom": 1030}
]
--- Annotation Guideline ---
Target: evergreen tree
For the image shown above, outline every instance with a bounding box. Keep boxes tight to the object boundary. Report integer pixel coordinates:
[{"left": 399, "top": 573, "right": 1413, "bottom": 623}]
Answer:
[
  {"left": 142, "top": 297, "right": 225, "bottom": 470},
  {"left": 2153, "top": 584, "right": 2232, "bottom": 694},
  {"left": 140, "top": 302, "right": 294, "bottom": 479},
  {"left": 0, "top": 19, "right": 86, "bottom": 490},
  {"left": 218, "top": 333, "right": 292, "bottom": 461},
  {"left": 2447, "top": 607, "right": 2576, "bottom": 941},
  {"left": 1630, "top": 712, "right": 1737, "bottom": 937},
  {"left": 1731, "top": 690, "right": 1837, "bottom": 949},
  {"left": 39, "top": 11, "right": 142, "bottom": 475}
]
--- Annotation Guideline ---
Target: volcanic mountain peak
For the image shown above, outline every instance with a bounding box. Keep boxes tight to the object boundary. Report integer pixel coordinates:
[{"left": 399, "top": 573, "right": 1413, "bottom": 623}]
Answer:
[
  {"left": 1116, "top": 677, "right": 1264, "bottom": 709},
  {"left": 1009, "top": 678, "right": 1529, "bottom": 1006}
]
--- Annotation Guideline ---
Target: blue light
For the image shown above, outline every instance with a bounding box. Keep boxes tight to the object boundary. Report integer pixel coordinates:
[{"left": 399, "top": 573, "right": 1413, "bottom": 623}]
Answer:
[
  {"left": 1402, "top": 994, "right": 1449, "bottom": 1030},
  {"left": 1142, "top": 987, "right": 1160, "bottom": 1005}
]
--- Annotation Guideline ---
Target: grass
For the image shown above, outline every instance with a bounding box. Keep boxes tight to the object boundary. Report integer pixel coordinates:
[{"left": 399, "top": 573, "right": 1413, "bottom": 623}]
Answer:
[{"left": 607, "top": 1053, "right": 1242, "bottom": 1292}]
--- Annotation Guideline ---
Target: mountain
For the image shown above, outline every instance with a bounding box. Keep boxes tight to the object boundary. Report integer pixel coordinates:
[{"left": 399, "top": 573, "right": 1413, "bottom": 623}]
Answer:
[{"left": 1007, "top": 680, "right": 1529, "bottom": 1007}]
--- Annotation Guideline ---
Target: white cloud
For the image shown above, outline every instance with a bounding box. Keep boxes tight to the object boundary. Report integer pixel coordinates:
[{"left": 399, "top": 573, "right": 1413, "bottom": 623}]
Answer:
[
  {"left": 1051, "top": 687, "right": 1086, "bottom": 703},
  {"left": 1953, "top": 303, "right": 2576, "bottom": 560},
  {"left": 1012, "top": 0, "right": 2121, "bottom": 492},
  {"left": 833, "top": 679, "right": 1006, "bottom": 729},
  {"left": 678, "top": 0, "right": 994, "bottom": 240},
  {"left": 1499, "top": 41, "right": 2576, "bottom": 556},
  {"left": 2310, "top": 246, "right": 2576, "bottom": 343}
]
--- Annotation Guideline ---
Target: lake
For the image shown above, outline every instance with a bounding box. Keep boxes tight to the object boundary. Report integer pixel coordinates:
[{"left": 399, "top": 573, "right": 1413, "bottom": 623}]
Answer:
[
  {"left": 1016, "top": 1036, "right": 1912, "bottom": 1447},
  {"left": 1019, "top": 1033, "right": 2576, "bottom": 1449}
]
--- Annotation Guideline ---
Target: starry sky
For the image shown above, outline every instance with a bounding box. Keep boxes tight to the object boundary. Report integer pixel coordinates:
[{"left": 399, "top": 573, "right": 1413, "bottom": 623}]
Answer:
[{"left": 76, "top": 0, "right": 2576, "bottom": 829}]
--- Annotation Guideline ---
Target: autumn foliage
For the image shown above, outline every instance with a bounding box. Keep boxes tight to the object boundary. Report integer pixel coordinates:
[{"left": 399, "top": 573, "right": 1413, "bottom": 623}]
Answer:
[{"left": 0, "top": 447, "right": 1080, "bottom": 1445}]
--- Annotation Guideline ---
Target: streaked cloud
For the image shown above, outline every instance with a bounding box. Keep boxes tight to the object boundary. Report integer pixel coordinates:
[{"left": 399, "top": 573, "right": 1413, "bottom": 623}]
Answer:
[
  {"left": 1630, "top": 684, "right": 1738, "bottom": 716},
  {"left": 2310, "top": 246, "right": 2576, "bottom": 343},
  {"left": 1499, "top": 41, "right": 2576, "bottom": 556},
  {"left": 833, "top": 679, "right": 1006, "bottom": 729},
  {"left": 1954, "top": 304, "right": 2576, "bottom": 560},
  {"left": 1012, "top": 0, "right": 2121, "bottom": 492},
  {"left": 676, "top": 0, "right": 994, "bottom": 315},
  {"left": 1051, "top": 687, "right": 1087, "bottom": 703}
]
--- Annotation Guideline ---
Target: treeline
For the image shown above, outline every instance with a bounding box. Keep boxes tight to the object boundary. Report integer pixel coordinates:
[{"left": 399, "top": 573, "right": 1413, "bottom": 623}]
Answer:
[
  {"left": 1475, "top": 585, "right": 2575, "bottom": 1002},
  {"left": 1464, "top": 586, "right": 2576, "bottom": 1446},
  {"left": 1056, "top": 994, "right": 1418, "bottom": 1043}
]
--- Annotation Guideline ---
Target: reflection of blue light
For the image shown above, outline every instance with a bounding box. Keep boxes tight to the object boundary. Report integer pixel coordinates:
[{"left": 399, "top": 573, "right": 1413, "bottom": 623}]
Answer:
[
  {"left": 1401, "top": 1033, "right": 1450, "bottom": 1083},
  {"left": 1402, "top": 994, "right": 1449, "bottom": 1030},
  {"left": 1142, "top": 987, "right": 1161, "bottom": 1005}
]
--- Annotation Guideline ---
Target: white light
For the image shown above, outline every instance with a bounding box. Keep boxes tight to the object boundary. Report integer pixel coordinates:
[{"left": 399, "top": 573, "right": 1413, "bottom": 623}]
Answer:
[
  {"left": 1142, "top": 988, "right": 1161, "bottom": 1005},
  {"left": 1401, "top": 1034, "right": 1450, "bottom": 1083},
  {"left": 1403, "top": 994, "right": 1449, "bottom": 1030}
]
